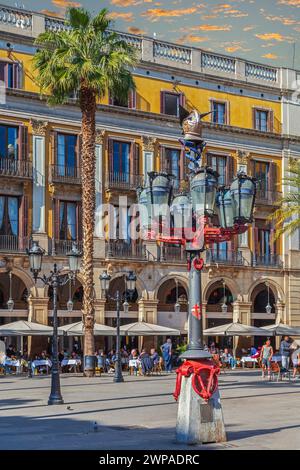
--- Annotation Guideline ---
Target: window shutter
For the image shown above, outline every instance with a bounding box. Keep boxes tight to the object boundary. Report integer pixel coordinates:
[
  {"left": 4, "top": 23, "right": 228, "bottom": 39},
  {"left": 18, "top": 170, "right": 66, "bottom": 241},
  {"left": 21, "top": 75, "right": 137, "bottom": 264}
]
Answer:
[
  {"left": 179, "top": 93, "right": 185, "bottom": 108},
  {"left": 76, "top": 134, "right": 81, "bottom": 173},
  {"left": 133, "top": 143, "right": 140, "bottom": 175},
  {"left": 252, "top": 108, "right": 257, "bottom": 130},
  {"left": 50, "top": 131, "right": 57, "bottom": 166},
  {"left": 128, "top": 90, "right": 136, "bottom": 109},
  {"left": 18, "top": 125, "right": 28, "bottom": 161},
  {"left": 160, "top": 91, "right": 165, "bottom": 114},
  {"left": 77, "top": 202, "right": 82, "bottom": 241},
  {"left": 268, "top": 162, "right": 277, "bottom": 193},
  {"left": 108, "top": 139, "right": 113, "bottom": 174},
  {"left": 268, "top": 110, "right": 274, "bottom": 132},
  {"left": 225, "top": 155, "right": 234, "bottom": 186},
  {"left": 160, "top": 146, "right": 166, "bottom": 172},
  {"left": 206, "top": 153, "right": 212, "bottom": 167},
  {"left": 54, "top": 199, "right": 60, "bottom": 240},
  {"left": 18, "top": 194, "right": 28, "bottom": 241},
  {"left": 253, "top": 226, "right": 259, "bottom": 258}
]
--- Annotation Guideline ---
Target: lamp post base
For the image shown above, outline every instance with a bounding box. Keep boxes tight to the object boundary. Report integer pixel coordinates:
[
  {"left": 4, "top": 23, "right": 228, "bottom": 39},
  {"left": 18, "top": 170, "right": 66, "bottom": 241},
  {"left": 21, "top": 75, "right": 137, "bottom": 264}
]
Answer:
[
  {"left": 113, "top": 375, "right": 124, "bottom": 383},
  {"left": 176, "top": 370, "right": 226, "bottom": 445},
  {"left": 180, "top": 348, "right": 212, "bottom": 360},
  {"left": 48, "top": 395, "right": 64, "bottom": 406}
]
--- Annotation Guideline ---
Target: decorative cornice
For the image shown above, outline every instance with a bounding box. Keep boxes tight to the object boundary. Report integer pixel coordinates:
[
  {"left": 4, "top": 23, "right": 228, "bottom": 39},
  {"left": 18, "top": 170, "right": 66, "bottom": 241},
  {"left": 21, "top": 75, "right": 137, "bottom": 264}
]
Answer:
[
  {"left": 30, "top": 119, "right": 48, "bottom": 136},
  {"left": 236, "top": 149, "right": 251, "bottom": 165},
  {"left": 95, "top": 129, "right": 105, "bottom": 145},
  {"left": 141, "top": 136, "right": 157, "bottom": 152}
]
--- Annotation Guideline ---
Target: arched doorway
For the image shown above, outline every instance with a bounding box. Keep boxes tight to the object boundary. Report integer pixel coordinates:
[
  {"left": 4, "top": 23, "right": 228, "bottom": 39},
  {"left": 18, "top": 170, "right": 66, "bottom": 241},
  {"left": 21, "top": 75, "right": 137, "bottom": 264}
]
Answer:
[
  {"left": 0, "top": 272, "right": 29, "bottom": 353},
  {"left": 206, "top": 281, "right": 234, "bottom": 349},
  {"left": 157, "top": 278, "right": 188, "bottom": 350},
  {"left": 105, "top": 276, "right": 139, "bottom": 351},
  {"left": 251, "top": 283, "right": 276, "bottom": 348}
]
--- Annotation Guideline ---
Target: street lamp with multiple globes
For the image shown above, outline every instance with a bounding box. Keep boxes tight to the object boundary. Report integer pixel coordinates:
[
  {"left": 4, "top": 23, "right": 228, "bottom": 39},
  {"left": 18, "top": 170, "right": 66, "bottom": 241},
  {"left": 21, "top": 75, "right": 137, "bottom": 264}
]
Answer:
[
  {"left": 27, "top": 241, "right": 82, "bottom": 405},
  {"left": 137, "top": 109, "right": 256, "bottom": 444},
  {"left": 100, "top": 270, "right": 137, "bottom": 383}
]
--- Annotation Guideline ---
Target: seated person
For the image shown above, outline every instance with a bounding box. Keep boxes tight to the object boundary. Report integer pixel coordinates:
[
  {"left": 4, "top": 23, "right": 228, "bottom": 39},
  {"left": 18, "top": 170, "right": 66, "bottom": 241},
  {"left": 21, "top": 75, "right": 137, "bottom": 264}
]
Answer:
[
  {"left": 220, "top": 348, "right": 236, "bottom": 369},
  {"left": 129, "top": 349, "right": 139, "bottom": 375},
  {"left": 150, "top": 348, "right": 160, "bottom": 365},
  {"left": 250, "top": 346, "right": 257, "bottom": 356},
  {"left": 292, "top": 348, "right": 300, "bottom": 379},
  {"left": 139, "top": 349, "right": 153, "bottom": 376},
  {"left": 6, "top": 344, "right": 16, "bottom": 358},
  {"left": 96, "top": 350, "right": 107, "bottom": 371}
]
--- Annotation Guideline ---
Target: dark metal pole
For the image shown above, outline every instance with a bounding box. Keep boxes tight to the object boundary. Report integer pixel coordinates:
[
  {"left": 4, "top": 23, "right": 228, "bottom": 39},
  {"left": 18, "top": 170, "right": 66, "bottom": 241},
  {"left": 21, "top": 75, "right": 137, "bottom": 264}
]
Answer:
[
  {"left": 114, "top": 290, "right": 124, "bottom": 383},
  {"left": 181, "top": 252, "right": 211, "bottom": 360},
  {"left": 48, "top": 264, "right": 64, "bottom": 405}
]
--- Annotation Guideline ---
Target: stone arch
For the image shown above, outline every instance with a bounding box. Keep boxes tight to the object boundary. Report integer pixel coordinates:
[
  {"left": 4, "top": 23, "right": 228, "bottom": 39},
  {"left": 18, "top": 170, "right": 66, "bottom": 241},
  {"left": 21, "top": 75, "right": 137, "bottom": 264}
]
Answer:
[
  {"left": 108, "top": 272, "right": 144, "bottom": 299},
  {"left": 0, "top": 269, "right": 31, "bottom": 309},
  {"left": 205, "top": 279, "right": 235, "bottom": 314},
  {"left": 154, "top": 273, "right": 189, "bottom": 300},
  {"left": 203, "top": 276, "right": 240, "bottom": 302},
  {"left": 247, "top": 278, "right": 284, "bottom": 304}
]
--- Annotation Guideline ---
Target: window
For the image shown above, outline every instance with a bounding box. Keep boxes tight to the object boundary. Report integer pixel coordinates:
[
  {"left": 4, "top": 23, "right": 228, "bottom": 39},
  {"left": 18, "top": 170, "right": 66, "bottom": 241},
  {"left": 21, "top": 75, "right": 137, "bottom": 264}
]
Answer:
[
  {"left": 211, "top": 101, "right": 227, "bottom": 125},
  {"left": 0, "top": 62, "right": 21, "bottom": 89},
  {"left": 163, "top": 148, "right": 181, "bottom": 189},
  {"left": 253, "top": 161, "right": 269, "bottom": 196},
  {"left": 110, "top": 90, "right": 136, "bottom": 109},
  {"left": 254, "top": 109, "right": 271, "bottom": 132},
  {"left": 112, "top": 141, "right": 130, "bottom": 176},
  {"left": 57, "top": 134, "right": 77, "bottom": 177},
  {"left": 254, "top": 220, "right": 274, "bottom": 258},
  {"left": 0, "top": 125, "right": 18, "bottom": 159},
  {"left": 0, "top": 196, "right": 19, "bottom": 236},
  {"left": 161, "top": 92, "right": 182, "bottom": 117},
  {"left": 206, "top": 154, "right": 233, "bottom": 186},
  {"left": 59, "top": 201, "right": 80, "bottom": 241}
]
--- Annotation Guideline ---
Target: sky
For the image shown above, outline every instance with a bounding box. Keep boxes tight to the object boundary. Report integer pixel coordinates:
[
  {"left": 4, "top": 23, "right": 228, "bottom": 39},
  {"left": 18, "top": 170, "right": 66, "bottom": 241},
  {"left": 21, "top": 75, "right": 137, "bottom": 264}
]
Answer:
[{"left": 6, "top": 0, "right": 300, "bottom": 69}]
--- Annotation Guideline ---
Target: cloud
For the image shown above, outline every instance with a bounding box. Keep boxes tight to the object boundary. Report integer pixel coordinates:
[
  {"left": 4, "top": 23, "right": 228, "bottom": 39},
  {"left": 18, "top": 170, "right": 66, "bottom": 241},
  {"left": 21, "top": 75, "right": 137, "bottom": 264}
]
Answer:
[
  {"left": 192, "top": 24, "right": 232, "bottom": 31},
  {"left": 255, "top": 33, "right": 292, "bottom": 42},
  {"left": 141, "top": 7, "right": 198, "bottom": 21},
  {"left": 111, "top": 0, "right": 139, "bottom": 6},
  {"left": 177, "top": 34, "right": 209, "bottom": 44},
  {"left": 243, "top": 25, "right": 255, "bottom": 31},
  {"left": 40, "top": 9, "right": 61, "bottom": 17},
  {"left": 210, "top": 3, "right": 248, "bottom": 17},
  {"left": 277, "top": 0, "right": 300, "bottom": 6},
  {"left": 108, "top": 12, "right": 134, "bottom": 22},
  {"left": 262, "top": 53, "right": 278, "bottom": 59},
  {"left": 127, "top": 26, "right": 146, "bottom": 35},
  {"left": 262, "top": 13, "right": 300, "bottom": 25},
  {"left": 51, "top": 0, "right": 81, "bottom": 8},
  {"left": 222, "top": 41, "right": 251, "bottom": 53}
]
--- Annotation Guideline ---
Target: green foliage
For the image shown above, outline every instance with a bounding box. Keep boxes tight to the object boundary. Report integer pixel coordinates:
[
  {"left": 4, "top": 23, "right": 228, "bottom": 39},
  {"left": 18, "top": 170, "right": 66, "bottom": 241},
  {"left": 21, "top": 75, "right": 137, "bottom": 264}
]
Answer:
[
  {"left": 33, "top": 7, "right": 137, "bottom": 106},
  {"left": 269, "top": 159, "right": 300, "bottom": 239}
]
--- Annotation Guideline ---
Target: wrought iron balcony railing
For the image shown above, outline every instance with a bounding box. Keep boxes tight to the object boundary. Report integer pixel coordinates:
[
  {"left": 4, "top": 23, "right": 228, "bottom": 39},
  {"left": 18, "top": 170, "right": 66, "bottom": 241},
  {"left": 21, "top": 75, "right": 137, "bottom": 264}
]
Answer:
[
  {"left": 160, "top": 245, "right": 186, "bottom": 263},
  {"left": 206, "top": 249, "right": 245, "bottom": 266},
  {"left": 0, "top": 235, "right": 29, "bottom": 253},
  {"left": 252, "top": 253, "right": 283, "bottom": 268},
  {"left": 105, "top": 172, "right": 144, "bottom": 190},
  {"left": 105, "top": 241, "right": 146, "bottom": 260},
  {"left": 0, "top": 159, "right": 32, "bottom": 179},
  {"left": 255, "top": 189, "right": 281, "bottom": 206},
  {"left": 49, "top": 165, "right": 81, "bottom": 185},
  {"left": 51, "top": 239, "right": 83, "bottom": 256}
]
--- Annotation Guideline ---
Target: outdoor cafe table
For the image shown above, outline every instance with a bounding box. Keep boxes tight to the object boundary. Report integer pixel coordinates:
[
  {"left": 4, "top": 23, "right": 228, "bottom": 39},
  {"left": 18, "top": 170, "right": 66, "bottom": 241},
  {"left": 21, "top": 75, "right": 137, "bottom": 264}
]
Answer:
[
  {"left": 241, "top": 357, "right": 258, "bottom": 368},
  {"left": 3, "top": 358, "right": 22, "bottom": 374},
  {"left": 61, "top": 359, "right": 81, "bottom": 372},
  {"left": 32, "top": 359, "right": 52, "bottom": 374}
]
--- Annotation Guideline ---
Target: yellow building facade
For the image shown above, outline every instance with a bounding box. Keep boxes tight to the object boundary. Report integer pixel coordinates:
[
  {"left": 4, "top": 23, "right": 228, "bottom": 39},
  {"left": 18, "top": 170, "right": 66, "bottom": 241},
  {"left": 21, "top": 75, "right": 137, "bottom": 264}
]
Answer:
[{"left": 0, "top": 6, "right": 299, "bottom": 354}]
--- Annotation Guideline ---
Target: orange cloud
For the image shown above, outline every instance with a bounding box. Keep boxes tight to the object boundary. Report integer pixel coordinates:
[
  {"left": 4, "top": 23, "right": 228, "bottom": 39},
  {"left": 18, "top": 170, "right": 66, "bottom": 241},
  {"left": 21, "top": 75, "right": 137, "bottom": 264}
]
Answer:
[
  {"left": 243, "top": 25, "right": 255, "bottom": 31},
  {"left": 51, "top": 0, "right": 81, "bottom": 8},
  {"left": 262, "top": 12, "right": 299, "bottom": 25},
  {"left": 108, "top": 12, "right": 134, "bottom": 22},
  {"left": 177, "top": 34, "right": 209, "bottom": 44},
  {"left": 111, "top": 0, "right": 139, "bottom": 6},
  {"left": 262, "top": 53, "right": 278, "bottom": 59},
  {"left": 127, "top": 26, "right": 146, "bottom": 35},
  {"left": 255, "top": 33, "right": 292, "bottom": 42},
  {"left": 193, "top": 24, "right": 232, "bottom": 31},
  {"left": 40, "top": 9, "right": 61, "bottom": 17},
  {"left": 278, "top": 0, "right": 300, "bottom": 6},
  {"left": 141, "top": 7, "right": 198, "bottom": 21}
]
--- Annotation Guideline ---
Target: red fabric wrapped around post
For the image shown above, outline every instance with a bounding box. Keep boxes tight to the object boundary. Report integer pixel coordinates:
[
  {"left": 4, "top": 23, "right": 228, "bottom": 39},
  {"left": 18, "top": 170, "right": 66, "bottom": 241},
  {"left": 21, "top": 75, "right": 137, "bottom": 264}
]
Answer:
[{"left": 173, "top": 360, "right": 220, "bottom": 402}]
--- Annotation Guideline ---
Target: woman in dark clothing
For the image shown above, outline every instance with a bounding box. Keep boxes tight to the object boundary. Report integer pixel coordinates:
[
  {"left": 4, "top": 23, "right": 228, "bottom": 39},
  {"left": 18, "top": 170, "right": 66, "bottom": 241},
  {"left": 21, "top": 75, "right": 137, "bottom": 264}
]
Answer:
[{"left": 139, "top": 349, "right": 153, "bottom": 376}]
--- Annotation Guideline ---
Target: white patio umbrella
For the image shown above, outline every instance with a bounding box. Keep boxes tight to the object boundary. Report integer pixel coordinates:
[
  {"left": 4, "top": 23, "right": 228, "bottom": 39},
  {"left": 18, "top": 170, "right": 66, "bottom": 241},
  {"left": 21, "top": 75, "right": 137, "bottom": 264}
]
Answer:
[
  {"left": 0, "top": 320, "right": 61, "bottom": 336},
  {"left": 204, "top": 321, "right": 273, "bottom": 337},
  {"left": 261, "top": 322, "right": 300, "bottom": 336},
  {"left": 58, "top": 321, "right": 116, "bottom": 336},
  {"left": 120, "top": 321, "right": 180, "bottom": 336}
]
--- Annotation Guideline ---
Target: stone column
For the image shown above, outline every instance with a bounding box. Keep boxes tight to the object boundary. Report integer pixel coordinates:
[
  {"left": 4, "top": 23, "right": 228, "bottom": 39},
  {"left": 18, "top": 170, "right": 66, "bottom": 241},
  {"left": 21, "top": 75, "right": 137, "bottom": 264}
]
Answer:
[
  {"left": 94, "top": 130, "right": 106, "bottom": 258},
  {"left": 138, "top": 299, "right": 158, "bottom": 351},
  {"left": 232, "top": 301, "right": 252, "bottom": 353},
  {"left": 28, "top": 295, "right": 49, "bottom": 356},
  {"left": 94, "top": 299, "right": 106, "bottom": 350},
  {"left": 31, "top": 120, "right": 49, "bottom": 252},
  {"left": 141, "top": 136, "right": 156, "bottom": 183}
]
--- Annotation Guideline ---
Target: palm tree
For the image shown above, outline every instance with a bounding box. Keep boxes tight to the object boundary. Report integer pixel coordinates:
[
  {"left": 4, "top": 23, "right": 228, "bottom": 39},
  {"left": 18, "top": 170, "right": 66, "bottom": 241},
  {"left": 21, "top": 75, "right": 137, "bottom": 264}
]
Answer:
[
  {"left": 33, "top": 7, "right": 137, "bottom": 376},
  {"left": 270, "top": 159, "right": 300, "bottom": 239}
]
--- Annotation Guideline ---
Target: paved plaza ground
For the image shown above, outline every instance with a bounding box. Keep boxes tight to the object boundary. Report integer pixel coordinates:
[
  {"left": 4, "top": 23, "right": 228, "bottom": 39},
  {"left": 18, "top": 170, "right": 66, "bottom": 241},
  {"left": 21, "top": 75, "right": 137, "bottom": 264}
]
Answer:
[{"left": 0, "top": 369, "right": 299, "bottom": 450}]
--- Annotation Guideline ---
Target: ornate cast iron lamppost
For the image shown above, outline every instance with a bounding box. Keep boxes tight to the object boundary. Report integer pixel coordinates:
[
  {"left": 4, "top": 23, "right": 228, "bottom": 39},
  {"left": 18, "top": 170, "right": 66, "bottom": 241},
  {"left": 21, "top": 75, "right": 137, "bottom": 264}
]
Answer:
[
  {"left": 137, "top": 109, "right": 256, "bottom": 445},
  {"left": 100, "top": 270, "right": 137, "bottom": 383},
  {"left": 27, "top": 241, "right": 82, "bottom": 405}
]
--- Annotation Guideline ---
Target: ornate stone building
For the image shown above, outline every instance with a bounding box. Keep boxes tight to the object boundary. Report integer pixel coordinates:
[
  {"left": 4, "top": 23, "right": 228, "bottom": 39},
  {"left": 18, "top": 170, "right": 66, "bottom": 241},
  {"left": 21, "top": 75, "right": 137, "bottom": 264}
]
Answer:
[{"left": 0, "top": 5, "right": 299, "bottom": 353}]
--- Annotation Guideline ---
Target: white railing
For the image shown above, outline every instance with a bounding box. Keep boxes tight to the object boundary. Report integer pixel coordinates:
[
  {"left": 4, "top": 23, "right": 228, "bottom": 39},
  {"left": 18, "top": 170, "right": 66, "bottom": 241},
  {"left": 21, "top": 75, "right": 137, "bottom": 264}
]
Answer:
[
  {"left": 245, "top": 62, "right": 278, "bottom": 82},
  {"left": 201, "top": 52, "right": 236, "bottom": 73},
  {"left": 45, "top": 17, "right": 71, "bottom": 32},
  {"left": 0, "top": 5, "right": 32, "bottom": 30},
  {"left": 116, "top": 31, "right": 142, "bottom": 50},
  {"left": 154, "top": 41, "right": 191, "bottom": 64}
]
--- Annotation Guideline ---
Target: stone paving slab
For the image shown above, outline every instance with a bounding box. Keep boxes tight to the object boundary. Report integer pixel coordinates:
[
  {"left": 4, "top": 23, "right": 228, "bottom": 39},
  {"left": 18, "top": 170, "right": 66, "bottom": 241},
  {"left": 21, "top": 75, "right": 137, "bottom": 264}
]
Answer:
[{"left": 0, "top": 370, "right": 299, "bottom": 450}]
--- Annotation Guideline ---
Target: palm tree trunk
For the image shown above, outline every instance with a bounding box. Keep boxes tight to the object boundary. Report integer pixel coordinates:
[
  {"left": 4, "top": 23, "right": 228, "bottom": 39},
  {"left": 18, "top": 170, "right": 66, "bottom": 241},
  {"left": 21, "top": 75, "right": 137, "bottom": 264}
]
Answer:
[{"left": 80, "top": 85, "right": 96, "bottom": 377}]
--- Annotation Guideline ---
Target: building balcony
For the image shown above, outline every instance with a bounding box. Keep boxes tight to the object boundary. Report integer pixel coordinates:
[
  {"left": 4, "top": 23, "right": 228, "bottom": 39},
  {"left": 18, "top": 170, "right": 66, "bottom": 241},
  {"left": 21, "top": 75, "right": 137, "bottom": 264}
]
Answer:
[
  {"left": 160, "top": 245, "right": 186, "bottom": 263},
  {"left": 105, "top": 241, "right": 146, "bottom": 260},
  {"left": 49, "top": 165, "right": 81, "bottom": 185},
  {"left": 206, "top": 249, "right": 245, "bottom": 266},
  {"left": 252, "top": 253, "right": 283, "bottom": 268},
  {"left": 0, "top": 235, "right": 29, "bottom": 253},
  {"left": 50, "top": 239, "right": 83, "bottom": 256},
  {"left": 255, "top": 190, "right": 281, "bottom": 206},
  {"left": 0, "top": 159, "right": 32, "bottom": 179},
  {"left": 105, "top": 172, "right": 144, "bottom": 191}
]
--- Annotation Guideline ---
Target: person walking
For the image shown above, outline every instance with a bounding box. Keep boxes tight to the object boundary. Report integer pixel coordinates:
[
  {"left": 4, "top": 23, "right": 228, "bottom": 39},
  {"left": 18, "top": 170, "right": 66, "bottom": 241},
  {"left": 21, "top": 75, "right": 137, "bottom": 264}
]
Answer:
[
  {"left": 280, "top": 336, "right": 291, "bottom": 371},
  {"left": 292, "top": 347, "right": 300, "bottom": 379},
  {"left": 260, "top": 339, "right": 274, "bottom": 378},
  {"left": 161, "top": 338, "right": 173, "bottom": 373}
]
